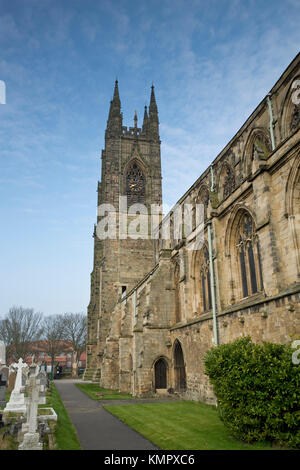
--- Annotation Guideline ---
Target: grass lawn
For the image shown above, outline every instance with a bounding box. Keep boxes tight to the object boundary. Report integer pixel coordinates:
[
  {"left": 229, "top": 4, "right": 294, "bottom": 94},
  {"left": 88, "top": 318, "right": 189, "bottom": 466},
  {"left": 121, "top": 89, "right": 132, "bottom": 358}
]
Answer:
[
  {"left": 0, "top": 427, "right": 18, "bottom": 450},
  {"left": 75, "top": 383, "right": 132, "bottom": 400},
  {"left": 104, "top": 401, "right": 281, "bottom": 451}
]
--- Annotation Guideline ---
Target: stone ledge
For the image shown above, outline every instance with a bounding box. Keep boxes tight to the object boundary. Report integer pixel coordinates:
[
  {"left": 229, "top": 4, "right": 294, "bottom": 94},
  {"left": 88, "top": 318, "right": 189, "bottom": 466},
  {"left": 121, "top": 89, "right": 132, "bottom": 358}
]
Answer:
[
  {"left": 170, "top": 284, "right": 300, "bottom": 331},
  {"left": 38, "top": 407, "right": 57, "bottom": 422}
]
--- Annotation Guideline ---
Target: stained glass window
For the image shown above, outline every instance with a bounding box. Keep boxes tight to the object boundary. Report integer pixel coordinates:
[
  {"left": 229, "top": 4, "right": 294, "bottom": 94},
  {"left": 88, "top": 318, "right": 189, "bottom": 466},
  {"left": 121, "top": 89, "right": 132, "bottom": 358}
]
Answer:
[{"left": 236, "top": 213, "right": 262, "bottom": 298}]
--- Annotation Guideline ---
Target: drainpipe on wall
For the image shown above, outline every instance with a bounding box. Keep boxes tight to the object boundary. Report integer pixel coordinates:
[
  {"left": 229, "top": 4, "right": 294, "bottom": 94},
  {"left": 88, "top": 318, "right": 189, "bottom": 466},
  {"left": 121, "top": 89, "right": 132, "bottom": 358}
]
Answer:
[
  {"left": 132, "top": 289, "right": 137, "bottom": 397},
  {"left": 208, "top": 166, "right": 219, "bottom": 346},
  {"left": 266, "top": 94, "right": 275, "bottom": 151}
]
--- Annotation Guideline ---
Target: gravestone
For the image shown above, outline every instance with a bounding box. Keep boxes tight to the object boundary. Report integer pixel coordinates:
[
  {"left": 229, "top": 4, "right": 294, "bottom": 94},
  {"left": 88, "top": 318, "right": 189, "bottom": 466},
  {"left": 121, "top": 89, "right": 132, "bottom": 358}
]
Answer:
[
  {"left": 7, "top": 370, "right": 16, "bottom": 392},
  {"left": 0, "top": 372, "right": 7, "bottom": 407},
  {"left": 19, "top": 370, "right": 43, "bottom": 450},
  {"left": 22, "top": 371, "right": 28, "bottom": 387},
  {"left": 0, "top": 343, "right": 7, "bottom": 407},
  {"left": 4, "top": 358, "right": 27, "bottom": 413},
  {"left": 0, "top": 366, "right": 9, "bottom": 381},
  {"left": 36, "top": 370, "right": 48, "bottom": 404},
  {"left": 36, "top": 370, "right": 47, "bottom": 387},
  {"left": 0, "top": 411, "right": 4, "bottom": 428},
  {"left": 0, "top": 340, "right": 5, "bottom": 365}
]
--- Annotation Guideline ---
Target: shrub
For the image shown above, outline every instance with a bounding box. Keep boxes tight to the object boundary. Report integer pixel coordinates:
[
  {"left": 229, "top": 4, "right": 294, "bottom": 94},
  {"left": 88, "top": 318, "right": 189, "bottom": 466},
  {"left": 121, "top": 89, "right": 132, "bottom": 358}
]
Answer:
[{"left": 204, "top": 336, "right": 300, "bottom": 448}]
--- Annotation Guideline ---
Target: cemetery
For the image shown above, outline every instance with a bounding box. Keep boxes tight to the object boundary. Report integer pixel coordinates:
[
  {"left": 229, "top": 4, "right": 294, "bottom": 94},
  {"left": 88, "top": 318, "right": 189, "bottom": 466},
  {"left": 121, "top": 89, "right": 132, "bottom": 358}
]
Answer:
[{"left": 0, "top": 340, "right": 58, "bottom": 450}]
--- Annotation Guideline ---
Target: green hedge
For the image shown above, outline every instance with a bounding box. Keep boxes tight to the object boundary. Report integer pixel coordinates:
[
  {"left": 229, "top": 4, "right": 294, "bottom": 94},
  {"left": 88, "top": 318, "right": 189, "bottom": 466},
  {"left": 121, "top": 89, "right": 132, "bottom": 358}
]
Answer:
[{"left": 204, "top": 336, "right": 300, "bottom": 449}]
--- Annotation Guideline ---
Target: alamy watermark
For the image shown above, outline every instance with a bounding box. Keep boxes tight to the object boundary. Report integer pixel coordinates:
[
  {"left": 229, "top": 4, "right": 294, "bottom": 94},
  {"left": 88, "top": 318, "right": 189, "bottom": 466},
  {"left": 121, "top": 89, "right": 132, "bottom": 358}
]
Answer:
[
  {"left": 96, "top": 197, "right": 205, "bottom": 250},
  {"left": 0, "top": 80, "right": 6, "bottom": 104}
]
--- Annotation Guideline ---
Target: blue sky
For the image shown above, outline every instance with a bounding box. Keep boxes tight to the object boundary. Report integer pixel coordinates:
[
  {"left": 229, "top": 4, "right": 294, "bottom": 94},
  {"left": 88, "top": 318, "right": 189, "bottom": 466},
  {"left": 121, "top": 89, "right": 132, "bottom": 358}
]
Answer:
[{"left": 0, "top": 0, "right": 299, "bottom": 316}]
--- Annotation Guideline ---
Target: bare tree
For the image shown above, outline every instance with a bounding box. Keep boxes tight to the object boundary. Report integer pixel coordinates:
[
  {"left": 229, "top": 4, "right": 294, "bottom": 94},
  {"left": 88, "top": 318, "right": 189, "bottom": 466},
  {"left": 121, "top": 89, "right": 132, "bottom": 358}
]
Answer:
[
  {"left": 63, "top": 313, "right": 87, "bottom": 377},
  {"left": 40, "top": 314, "right": 68, "bottom": 377},
  {"left": 0, "top": 306, "right": 44, "bottom": 363}
]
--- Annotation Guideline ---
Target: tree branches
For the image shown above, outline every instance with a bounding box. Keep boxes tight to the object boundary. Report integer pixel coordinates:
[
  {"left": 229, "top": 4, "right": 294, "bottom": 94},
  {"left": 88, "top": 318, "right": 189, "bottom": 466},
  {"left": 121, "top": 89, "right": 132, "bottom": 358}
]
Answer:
[
  {"left": 0, "top": 306, "right": 43, "bottom": 362},
  {"left": 0, "top": 307, "right": 87, "bottom": 376}
]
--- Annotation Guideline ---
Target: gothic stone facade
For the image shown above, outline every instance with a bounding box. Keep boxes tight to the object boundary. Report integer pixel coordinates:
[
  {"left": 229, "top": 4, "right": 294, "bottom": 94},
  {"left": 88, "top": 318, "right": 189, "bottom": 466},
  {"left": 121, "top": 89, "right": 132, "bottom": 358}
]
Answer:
[{"left": 84, "top": 54, "right": 300, "bottom": 404}]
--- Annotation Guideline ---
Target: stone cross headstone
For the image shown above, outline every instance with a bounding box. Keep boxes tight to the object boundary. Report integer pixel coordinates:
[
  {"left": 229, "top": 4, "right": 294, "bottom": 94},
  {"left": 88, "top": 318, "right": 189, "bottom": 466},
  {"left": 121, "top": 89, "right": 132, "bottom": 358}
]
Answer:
[
  {"left": 4, "top": 358, "right": 27, "bottom": 413},
  {"left": 0, "top": 340, "right": 5, "bottom": 365},
  {"left": 14, "top": 358, "right": 26, "bottom": 393},
  {"left": 19, "top": 373, "right": 43, "bottom": 450}
]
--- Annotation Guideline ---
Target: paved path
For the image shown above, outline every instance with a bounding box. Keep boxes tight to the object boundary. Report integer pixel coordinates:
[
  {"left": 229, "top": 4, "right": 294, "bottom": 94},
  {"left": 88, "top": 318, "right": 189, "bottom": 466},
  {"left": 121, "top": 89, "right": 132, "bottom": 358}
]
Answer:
[{"left": 54, "top": 380, "right": 160, "bottom": 450}]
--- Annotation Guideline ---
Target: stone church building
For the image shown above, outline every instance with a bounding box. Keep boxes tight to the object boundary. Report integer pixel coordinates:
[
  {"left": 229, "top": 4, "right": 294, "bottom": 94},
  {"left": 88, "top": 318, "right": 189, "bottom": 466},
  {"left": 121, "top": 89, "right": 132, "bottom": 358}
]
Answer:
[{"left": 84, "top": 54, "right": 300, "bottom": 403}]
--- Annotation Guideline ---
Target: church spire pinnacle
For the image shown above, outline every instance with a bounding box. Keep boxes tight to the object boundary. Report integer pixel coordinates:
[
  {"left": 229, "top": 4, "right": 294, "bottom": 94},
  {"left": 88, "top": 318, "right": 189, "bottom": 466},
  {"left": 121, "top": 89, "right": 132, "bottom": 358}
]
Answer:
[
  {"left": 149, "top": 84, "right": 158, "bottom": 114},
  {"left": 106, "top": 79, "right": 122, "bottom": 138},
  {"left": 142, "top": 105, "right": 148, "bottom": 134},
  {"left": 113, "top": 79, "right": 120, "bottom": 105},
  {"left": 148, "top": 84, "right": 159, "bottom": 140}
]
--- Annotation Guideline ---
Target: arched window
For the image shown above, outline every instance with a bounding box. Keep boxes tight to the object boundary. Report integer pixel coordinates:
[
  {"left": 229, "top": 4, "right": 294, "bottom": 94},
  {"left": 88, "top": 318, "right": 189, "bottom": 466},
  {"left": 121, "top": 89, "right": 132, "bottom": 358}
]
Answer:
[
  {"left": 236, "top": 213, "right": 263, "bottom": 298},
  {"left": 290, "top": 104, "right": 300, "bottom": 132},
  {"left": 222, "top": 165, "right": 234, "bottom": 199},
  {"left": 278, "top": 77, "right": 300, "bottom": 140},
  {"left": 251, "top": 133, "right": 271, "bottom": 161},
  {"left": 126, "top": 161, "right": 145, "bottom": 202},
  {"left": 192, "top": 187, "right": 209, "bottom": 230},
  {"left": 289, "top": 77, "right": 300, "bottom": 132},
  {"left": 243, "top": 129, "right": 271, "bottom": 178},
  {"left": 285, "top": 156, "right": 300, "bottom": 277},
  {"left": 220, "top": 164, "right": 235, "bottom": 200}
]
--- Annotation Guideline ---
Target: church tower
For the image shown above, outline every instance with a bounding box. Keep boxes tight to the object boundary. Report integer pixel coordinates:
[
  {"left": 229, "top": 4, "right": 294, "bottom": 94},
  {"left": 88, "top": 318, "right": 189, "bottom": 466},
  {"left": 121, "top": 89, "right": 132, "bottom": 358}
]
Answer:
[{"left": 84, "top": 82, "right": 162, "bottom": 381}]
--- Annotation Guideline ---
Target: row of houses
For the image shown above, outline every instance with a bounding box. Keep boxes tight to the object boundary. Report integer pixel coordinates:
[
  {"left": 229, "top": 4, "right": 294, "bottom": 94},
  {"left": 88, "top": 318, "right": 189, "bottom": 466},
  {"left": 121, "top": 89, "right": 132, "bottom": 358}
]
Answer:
[{"left": 7, "top": 341, "right": 86, "bottom": 372}]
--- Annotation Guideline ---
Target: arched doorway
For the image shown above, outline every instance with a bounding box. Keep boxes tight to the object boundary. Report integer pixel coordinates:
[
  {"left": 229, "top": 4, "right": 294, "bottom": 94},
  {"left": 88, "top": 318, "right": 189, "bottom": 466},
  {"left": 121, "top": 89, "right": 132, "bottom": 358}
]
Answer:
[
  {"left": 174, "top": 341, "right": 186, "bottom": 391},
  {"left": 154, "top": 358, "right": 167, "bottom": 389}
]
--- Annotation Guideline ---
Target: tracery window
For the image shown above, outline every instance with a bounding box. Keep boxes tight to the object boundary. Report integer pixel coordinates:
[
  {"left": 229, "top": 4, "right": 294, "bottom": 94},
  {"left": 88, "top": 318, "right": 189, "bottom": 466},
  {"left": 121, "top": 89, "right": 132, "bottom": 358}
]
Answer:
[
  {"left": 290, "top": 104, "right": 300, "bottom": 132},
  {"left": 243, "top": 130, "right": 271, "bottom": 177},
  {"left": 236, "top": 213, "right": 263, "bottom": 298},
  {"left": 126, "top": 161, "right": 145, "bottom": 202},
  {"left": 290, "top": 79, "right": 300, "bottom": 131},
  {"left": 223, "top": 166, "right": 235, "bottom": 199}
]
